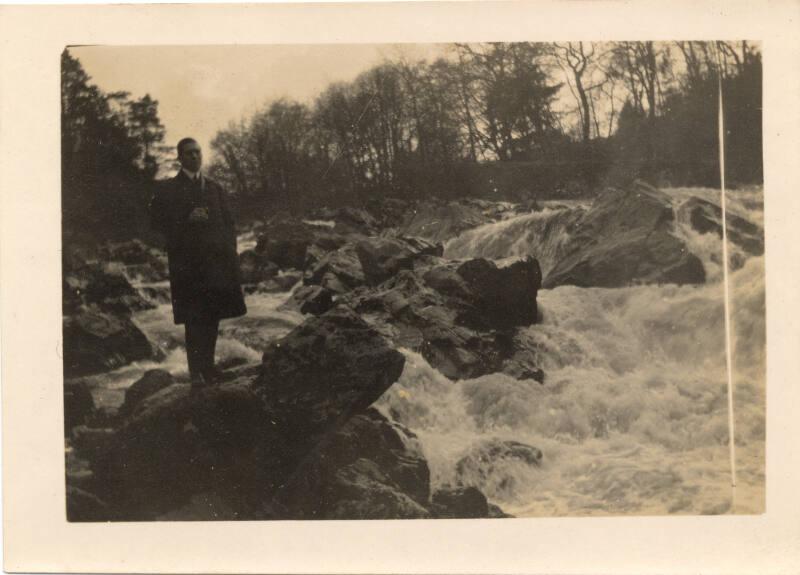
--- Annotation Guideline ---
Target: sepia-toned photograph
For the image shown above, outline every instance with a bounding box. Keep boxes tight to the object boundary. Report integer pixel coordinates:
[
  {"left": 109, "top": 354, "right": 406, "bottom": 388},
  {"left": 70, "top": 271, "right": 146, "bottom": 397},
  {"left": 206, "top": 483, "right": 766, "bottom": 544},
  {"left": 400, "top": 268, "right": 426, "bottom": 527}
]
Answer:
[{"left": 60, "top": 40, "right": 765, "bottom": 522}]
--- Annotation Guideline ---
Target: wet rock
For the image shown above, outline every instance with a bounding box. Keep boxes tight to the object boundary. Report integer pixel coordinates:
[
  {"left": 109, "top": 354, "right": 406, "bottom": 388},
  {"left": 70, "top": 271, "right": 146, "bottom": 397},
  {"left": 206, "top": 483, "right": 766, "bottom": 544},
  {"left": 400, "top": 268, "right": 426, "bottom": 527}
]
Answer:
[
  {"left": 304, "top": 244, "right": 365, "bottom": 293},
  {"left": 277, "top": 408, "right": 431, "bottom": 519},
  {"left": 89, "top": 307, "right": 405, "bottom": 519},
  {"left": 63, "top": 305, "right": 163, "bottom": 377},
  {"left": 456, "top": 257, "right": 541, "bottom": 329},
  {"left": 119, "top": 369, "right": 174, "bottom": 417},
  {"left": 279, "top": 285, "right": 335, "bottom": 316},
  {"left": 342, "top": 258, "right": 543, "bottom": 381},
  {"left": 355, "top": 238, "right": 418, "bottom": 286},
  {"left": 678, "top": 197, "right": 764, "bottom": 255},
  {"left": 64, "top": 263, "right": 154, "bottom": 315},
  {"left": 544, "top": 181, "right": 706, "bottom": 288},
  {"left": 64, "top": 380, "right": 95, "bottom": 432},
  {"left": 256, "top": 307, "right": 407, "bottom": 473},
  {"left": 430, "top": 486, "right": 490, "bottom": 518}
]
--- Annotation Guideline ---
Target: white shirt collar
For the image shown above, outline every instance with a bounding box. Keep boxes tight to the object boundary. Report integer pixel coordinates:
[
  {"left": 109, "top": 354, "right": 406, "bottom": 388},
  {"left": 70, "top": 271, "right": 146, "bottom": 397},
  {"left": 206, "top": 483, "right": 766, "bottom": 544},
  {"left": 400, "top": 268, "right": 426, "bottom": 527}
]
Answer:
[{"left": 182, "top": 167, "right": 202, "bottom": 181}]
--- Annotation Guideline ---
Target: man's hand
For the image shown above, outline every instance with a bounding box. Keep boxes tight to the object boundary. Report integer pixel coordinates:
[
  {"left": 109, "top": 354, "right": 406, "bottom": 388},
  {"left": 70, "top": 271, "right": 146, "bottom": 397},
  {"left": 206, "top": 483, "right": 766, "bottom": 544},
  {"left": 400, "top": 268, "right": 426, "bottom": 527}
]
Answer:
[{"left": 188, "top": 207, "right": 209, "bottom": 222}]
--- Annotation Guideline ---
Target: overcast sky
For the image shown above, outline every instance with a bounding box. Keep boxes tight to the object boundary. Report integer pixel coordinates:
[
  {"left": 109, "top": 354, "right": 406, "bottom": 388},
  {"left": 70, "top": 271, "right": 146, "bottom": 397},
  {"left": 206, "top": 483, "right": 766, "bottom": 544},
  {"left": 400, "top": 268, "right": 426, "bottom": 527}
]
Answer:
[{"left": 71, "top": 44, "right": 446, "bottom": 166}]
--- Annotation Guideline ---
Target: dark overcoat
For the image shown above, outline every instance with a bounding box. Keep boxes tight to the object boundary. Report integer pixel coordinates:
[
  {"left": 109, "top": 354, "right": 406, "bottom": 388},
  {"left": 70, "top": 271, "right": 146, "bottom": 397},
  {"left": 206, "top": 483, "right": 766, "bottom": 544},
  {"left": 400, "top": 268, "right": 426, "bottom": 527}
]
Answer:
[{"left": 150, "top": 171, "right": 247, "bottom": 325}]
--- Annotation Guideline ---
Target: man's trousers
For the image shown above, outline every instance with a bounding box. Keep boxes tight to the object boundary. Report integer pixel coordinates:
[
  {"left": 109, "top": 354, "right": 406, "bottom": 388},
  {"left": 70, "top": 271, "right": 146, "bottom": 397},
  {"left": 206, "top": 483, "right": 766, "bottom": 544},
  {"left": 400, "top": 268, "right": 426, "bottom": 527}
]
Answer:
[{"left": 185, "top": 320, "right": 220, "bottom": 380}]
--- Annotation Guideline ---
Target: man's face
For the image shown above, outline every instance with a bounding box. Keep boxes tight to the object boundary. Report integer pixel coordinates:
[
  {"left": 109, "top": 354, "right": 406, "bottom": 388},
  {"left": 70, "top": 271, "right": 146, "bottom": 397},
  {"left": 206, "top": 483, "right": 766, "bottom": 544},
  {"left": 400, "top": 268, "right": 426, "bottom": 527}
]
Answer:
[{"left": 178, "top": 141, "right": 203, "bottom": 172}]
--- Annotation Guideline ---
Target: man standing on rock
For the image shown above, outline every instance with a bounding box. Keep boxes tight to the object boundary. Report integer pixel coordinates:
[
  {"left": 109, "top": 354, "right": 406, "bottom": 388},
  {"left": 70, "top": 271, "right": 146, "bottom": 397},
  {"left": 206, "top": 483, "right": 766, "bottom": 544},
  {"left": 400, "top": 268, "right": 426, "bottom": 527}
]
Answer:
[{"left": 150, "top": 137, "right": 246, "bottom": 389}]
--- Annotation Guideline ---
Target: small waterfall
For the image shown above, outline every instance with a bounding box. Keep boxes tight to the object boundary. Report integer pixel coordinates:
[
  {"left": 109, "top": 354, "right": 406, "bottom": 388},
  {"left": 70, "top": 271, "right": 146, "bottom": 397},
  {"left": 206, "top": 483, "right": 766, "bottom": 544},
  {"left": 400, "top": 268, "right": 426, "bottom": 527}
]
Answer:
[{"left": 443, "top": 207, "right": 584, "bottom": 275}]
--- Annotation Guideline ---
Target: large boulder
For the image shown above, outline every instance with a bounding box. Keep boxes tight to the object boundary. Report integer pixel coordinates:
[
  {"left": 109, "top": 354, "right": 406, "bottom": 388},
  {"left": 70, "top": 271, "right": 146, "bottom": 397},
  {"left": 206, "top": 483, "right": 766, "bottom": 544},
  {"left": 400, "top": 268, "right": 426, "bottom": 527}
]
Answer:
[
  {"left": 342, "top": 257, "right": 543, "bottom": 381},
  {"left": 64, "top": 263, "right": 154, "bottom": 315},
  {"left": 276, "top": 408, "right": 431, "bottom": 519},
  {"left": 355, "top": 236, "right": 444, "bottom": 287},
  {"left": 63, "top": 305, "right": 163, "bottom": 377},
  {"left": 86, "top": 307, "right": 406, "bottom": 520},
  {"left": 678, "top": 196, "right": 764, "bottom": 256},
  {"left": 456, "top": 257, "right": 541, "bottom": 329},
  {"left": 255, "top": 307, "right": 407, "bottom": 479},
  {"left": 544, "top": 181, "right": 706, "bottom": 288}
]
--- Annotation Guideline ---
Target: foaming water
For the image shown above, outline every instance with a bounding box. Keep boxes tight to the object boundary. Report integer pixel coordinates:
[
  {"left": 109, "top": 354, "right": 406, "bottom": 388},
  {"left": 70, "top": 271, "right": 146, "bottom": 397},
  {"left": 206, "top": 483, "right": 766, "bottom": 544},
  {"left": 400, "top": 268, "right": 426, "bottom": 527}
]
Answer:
[
  {"left": 444, "top": 207, "right": 583, "bottom": 275},
  {"left": 84, "top": 286, "right": 303, "bottom": 410},
  {"left": 379, "top": 186, "right": 765, "bottom": 516},
  {"left": 377, "top": 255, "right": 765, "bottom": 516}
]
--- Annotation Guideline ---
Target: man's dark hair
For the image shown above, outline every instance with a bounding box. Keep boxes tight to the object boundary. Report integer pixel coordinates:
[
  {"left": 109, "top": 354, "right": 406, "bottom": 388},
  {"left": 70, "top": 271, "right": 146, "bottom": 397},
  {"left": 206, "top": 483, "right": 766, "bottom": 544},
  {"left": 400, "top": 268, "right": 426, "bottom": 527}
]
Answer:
[{"left": 177, "top": 137, "right": 199, "bottom": 155}]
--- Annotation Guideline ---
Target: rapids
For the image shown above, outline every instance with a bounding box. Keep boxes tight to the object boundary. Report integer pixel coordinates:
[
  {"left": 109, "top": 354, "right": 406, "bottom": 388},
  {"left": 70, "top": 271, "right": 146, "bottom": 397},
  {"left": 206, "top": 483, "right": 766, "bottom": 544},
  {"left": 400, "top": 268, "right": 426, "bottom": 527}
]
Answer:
[{"left": 377, "top": 186, "right": 766, "bottom": 516}]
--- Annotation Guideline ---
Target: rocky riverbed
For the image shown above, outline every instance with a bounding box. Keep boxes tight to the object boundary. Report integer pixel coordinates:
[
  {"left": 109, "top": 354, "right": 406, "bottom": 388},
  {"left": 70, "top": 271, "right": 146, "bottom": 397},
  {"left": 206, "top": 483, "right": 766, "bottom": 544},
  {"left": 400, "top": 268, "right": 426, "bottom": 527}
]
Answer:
[{"left": 64, "top": 181, "right": 766, "bottom": 520}]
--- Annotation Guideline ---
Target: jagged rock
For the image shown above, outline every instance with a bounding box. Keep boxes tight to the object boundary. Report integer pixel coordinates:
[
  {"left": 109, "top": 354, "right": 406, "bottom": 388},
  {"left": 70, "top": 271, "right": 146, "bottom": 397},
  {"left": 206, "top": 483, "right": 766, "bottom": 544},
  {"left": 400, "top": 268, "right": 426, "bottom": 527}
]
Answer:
[
  {"left": 256, "top": 308, "right": 407, "bottom": 472},
  {"left": 300, "top": 287, "right": 334, "bottom": 315},
  {"left": 430, "top": 486, "right": 490, "bottom": 518},
  {"left": 304, "top": 244, "right": 365, "bottom": 293},
  {"left": 119, "top": 369, "right": 174, "bottom": 417},
  {"left": 456, "top": 257, "right": 541, "bottom": 329},
  {"left": 64, "top": 263, "right": 154, "bottom": 315},
  {"left": 88, "top": 307, "right": 405, "bottom": 519},
  {"left": 64, "top": 380, "right": 95, "bottom": 432},
  {"left": 277, "top": 408, "right": 431, "bottom": 519},
  {"left": 678, "top": 197, "right": 764, "bottom": 255},
  {"left": 342, "top": 258, "right": 543, "bottom": 381},
  {"left": 63, "top": 305, "right": 163, "bottom": 377},
  {"left": 544, "top": 181, "right": 706, "bottom": 288},
  {"left": 279, "top": 285, "right": 335, "bottom": 316},
  {"left": 355, "top": 238, "right": 418, "bottom": 286}
]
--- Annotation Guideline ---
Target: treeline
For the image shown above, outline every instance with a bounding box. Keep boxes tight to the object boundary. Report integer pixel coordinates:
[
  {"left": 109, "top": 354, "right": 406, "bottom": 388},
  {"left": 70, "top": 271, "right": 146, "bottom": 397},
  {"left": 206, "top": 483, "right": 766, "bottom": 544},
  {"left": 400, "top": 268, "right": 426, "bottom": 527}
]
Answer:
[
  {"left": 61, "top": 49, "right": 167, "bottom": 248},
  {"left": 60, "top": 42, "right": 762, "bottom": 246},
  {"left": 207, "top": 41, "right": 762, "bottom": 216}
]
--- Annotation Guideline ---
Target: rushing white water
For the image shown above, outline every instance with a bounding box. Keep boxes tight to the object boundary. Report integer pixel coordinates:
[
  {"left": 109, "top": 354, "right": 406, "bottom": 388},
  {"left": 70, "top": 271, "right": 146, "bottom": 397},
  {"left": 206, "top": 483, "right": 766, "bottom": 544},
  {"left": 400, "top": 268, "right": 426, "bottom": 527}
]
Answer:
[
  {"left": 444, "top": 207, "right": 583, "bottom": 276},
  {"left": 377, "top": 187, "right": 766, "bottom": 516}
]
